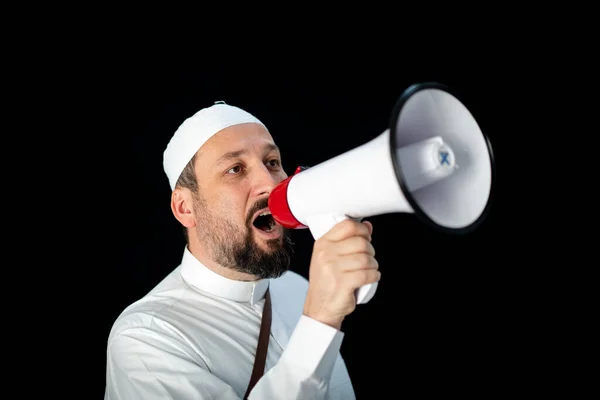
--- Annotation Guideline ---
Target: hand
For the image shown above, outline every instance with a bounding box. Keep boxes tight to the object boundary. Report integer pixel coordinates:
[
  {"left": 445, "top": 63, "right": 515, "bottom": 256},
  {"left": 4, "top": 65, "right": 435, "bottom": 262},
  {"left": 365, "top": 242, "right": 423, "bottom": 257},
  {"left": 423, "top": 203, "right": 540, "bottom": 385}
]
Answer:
[{"left": 303, "top": 219, "right": 380, "bottom": 330}]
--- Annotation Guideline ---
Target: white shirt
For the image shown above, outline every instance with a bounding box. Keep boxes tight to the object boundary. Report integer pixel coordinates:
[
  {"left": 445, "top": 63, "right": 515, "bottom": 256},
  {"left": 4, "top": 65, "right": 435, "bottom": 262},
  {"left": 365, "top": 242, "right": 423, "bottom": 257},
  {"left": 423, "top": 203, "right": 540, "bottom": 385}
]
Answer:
[{"left": 104, "top": 247, "right": 355, "bottom": 399}]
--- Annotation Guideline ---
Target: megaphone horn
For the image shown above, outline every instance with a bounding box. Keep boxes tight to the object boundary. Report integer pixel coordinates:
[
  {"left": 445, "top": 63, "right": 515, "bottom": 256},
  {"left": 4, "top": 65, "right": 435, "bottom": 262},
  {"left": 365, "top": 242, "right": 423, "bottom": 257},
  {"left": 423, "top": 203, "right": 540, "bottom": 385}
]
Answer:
[{"left": 268, "top": 82, "right": 495, "bottom": 305}]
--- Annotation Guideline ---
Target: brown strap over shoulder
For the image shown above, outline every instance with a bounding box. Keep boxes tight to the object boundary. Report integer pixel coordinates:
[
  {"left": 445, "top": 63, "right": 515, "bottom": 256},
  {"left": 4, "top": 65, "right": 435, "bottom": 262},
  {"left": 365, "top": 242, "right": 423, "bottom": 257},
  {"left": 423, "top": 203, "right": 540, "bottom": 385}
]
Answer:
[{"left": 244, "top": 288, "right": 272, "bottom": 399}]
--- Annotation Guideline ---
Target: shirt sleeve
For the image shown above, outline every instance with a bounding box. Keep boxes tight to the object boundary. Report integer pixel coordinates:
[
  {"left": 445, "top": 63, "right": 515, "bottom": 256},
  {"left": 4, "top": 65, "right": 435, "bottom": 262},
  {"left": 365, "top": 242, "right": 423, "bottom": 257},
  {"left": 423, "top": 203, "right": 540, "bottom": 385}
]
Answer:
[
  {"left": 105, "top": 316, "right": 350, "bottom": 400},
  {"left": 248, "top": 315, "right": 347, "bottom": 399}
]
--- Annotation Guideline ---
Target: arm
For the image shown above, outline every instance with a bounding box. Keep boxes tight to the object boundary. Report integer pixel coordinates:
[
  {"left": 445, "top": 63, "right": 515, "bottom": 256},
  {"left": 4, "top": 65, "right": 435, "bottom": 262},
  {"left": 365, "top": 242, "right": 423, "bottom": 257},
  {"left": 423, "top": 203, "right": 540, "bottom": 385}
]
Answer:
[
  {"left": 251, "top": 218, "right": 380, "bottom": 399},
  {"left": 252, "top": 218, "right": 376, "bottom": 399}
]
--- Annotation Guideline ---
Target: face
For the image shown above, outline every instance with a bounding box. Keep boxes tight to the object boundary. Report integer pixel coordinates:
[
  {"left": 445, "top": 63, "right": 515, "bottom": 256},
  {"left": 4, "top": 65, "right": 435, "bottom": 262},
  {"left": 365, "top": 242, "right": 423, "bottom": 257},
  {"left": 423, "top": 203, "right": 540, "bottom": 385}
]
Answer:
[{"left": 191, "top": 122, "right": 294, "bottom": 279}]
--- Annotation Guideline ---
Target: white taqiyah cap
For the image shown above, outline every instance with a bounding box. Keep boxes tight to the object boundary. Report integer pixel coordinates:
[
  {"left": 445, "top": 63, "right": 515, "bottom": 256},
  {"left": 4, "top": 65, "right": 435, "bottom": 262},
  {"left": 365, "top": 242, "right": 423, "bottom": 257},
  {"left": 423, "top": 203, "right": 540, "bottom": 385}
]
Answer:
[{"left": 163, "top": 101, "right": 265, "bottom": 191}]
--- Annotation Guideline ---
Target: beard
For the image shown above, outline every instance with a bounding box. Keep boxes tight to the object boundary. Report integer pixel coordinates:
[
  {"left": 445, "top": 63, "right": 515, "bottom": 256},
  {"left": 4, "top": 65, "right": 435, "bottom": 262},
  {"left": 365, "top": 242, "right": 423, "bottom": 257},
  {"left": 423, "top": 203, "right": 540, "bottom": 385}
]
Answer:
[{"left": 192, "top": 194, "right": 294, "bottom": 279}]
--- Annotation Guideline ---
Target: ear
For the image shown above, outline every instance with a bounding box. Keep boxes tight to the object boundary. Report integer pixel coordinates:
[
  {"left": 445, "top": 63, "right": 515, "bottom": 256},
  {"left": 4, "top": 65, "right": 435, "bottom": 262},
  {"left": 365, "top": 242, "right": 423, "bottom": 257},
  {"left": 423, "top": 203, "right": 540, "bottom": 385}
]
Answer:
[{"left": 170, "top": 188, "right": 196, "bottom": 228}]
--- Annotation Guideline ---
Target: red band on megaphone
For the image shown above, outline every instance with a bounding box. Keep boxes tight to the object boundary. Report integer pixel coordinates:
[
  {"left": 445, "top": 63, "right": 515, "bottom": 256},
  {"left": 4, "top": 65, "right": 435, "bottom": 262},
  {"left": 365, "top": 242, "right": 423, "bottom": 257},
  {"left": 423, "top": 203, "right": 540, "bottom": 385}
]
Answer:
[{"left": 268, "top": 174, "right": 307, "bottom": 229}]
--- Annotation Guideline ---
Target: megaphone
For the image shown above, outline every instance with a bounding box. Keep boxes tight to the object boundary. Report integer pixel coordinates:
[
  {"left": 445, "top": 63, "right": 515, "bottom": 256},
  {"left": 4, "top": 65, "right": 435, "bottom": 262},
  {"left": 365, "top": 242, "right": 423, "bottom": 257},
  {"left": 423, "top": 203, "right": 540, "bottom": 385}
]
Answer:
[{"left": 268, "top": 82, "right": 495, "bottom": 305}]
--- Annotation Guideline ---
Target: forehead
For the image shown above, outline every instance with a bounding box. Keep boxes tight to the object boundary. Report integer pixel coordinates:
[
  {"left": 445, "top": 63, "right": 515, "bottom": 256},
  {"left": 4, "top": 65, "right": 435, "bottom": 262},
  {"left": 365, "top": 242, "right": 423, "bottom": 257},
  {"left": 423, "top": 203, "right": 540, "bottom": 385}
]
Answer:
[{"left": 197, "top": 122, "right": 277, "bottom": 163}]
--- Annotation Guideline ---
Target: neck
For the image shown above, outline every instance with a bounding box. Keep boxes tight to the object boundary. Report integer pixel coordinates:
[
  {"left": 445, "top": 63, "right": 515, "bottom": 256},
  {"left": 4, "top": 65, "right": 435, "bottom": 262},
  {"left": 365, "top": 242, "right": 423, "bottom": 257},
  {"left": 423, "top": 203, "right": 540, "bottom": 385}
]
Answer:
[{"left": 187, "top": 241, "right": 260, "bottom": 282}]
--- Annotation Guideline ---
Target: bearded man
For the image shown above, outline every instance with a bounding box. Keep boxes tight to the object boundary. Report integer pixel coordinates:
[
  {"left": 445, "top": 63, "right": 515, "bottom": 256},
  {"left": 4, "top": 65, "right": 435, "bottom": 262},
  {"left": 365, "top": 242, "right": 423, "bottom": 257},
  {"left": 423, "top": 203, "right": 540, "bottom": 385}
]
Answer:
[{"left": 104, "top": 102, "right": 380, "bottom": 399}]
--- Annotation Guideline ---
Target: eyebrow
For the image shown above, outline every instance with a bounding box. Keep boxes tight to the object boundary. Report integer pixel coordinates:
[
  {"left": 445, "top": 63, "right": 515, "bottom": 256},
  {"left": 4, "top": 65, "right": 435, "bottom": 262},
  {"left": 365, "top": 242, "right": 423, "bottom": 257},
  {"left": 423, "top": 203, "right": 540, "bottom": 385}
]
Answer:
[{"left": 214, "top": 143, "right": 280, "bottom": 167}]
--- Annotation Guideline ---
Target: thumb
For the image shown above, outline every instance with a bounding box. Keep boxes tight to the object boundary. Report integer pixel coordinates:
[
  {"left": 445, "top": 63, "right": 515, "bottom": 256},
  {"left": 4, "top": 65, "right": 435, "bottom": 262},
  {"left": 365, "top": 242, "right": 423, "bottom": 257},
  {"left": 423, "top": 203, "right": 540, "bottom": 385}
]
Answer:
[{"left": 362, "top": 220, "right": 373, "bottom": 236}]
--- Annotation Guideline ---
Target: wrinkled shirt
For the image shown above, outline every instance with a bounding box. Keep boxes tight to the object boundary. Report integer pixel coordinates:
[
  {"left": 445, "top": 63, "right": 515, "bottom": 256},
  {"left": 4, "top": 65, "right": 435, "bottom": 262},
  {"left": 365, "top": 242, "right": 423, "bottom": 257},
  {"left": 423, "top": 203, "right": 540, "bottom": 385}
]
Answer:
[{"left": 104, "top": 247, "right": 355, "bottom": 399}]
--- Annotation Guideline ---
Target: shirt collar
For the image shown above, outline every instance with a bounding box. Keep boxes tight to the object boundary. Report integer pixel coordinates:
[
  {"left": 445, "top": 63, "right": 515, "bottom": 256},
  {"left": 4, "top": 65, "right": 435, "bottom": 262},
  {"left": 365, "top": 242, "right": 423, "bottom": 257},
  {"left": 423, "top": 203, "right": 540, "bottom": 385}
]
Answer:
[{"left": 179, "top": 247, "right": 269, "bottom": 305}]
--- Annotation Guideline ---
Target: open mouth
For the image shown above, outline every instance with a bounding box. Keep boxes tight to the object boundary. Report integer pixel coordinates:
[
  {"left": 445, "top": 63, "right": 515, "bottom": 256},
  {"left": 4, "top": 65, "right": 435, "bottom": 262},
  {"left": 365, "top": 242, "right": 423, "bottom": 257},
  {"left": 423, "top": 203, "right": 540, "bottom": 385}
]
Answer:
[{"left": 252, "top": 210, "right": 277, "bottom": 233}]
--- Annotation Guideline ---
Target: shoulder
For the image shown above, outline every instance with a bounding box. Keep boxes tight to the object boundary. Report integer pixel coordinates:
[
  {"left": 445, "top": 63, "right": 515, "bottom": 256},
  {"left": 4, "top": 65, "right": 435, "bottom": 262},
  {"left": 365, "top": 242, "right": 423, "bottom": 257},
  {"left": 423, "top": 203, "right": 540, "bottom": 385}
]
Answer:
[
  {"left": 106, "top": 268, "right": 191, "bottom": 346},
  {"left": 107, "top": 293, "right": 182, "bottom": 345},
  {"left": 105, "top": 285, "right": 211, "bottom": 375}
]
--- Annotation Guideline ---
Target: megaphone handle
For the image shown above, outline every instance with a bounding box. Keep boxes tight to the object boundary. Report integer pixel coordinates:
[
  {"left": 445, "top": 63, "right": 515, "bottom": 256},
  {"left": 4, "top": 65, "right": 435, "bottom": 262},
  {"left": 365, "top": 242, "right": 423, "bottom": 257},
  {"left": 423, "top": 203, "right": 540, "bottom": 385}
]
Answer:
[{"left": 305, "top": 214, "right": 379, "bottom": 305}]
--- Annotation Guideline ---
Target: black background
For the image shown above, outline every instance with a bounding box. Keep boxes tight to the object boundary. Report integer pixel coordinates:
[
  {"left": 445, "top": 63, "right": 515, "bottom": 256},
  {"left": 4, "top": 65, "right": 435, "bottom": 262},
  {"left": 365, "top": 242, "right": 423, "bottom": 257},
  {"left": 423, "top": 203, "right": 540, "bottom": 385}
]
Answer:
[
  {"left": 3, "top": 8, "right": 583, "bottom": 395},
  {"left": 72, "top": 57, "right": 538, "bottom": 398}
]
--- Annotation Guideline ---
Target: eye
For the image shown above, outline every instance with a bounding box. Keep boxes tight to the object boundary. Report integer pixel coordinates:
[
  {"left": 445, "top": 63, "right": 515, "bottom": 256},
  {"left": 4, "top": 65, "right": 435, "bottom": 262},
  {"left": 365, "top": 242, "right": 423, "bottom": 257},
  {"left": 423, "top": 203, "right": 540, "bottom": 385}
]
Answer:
[
  {"left": 227, "top": 165, "right": 243, "bottom": 174},
  {"left": 267, "top": 159, "right": 281, "bottom": 168}
]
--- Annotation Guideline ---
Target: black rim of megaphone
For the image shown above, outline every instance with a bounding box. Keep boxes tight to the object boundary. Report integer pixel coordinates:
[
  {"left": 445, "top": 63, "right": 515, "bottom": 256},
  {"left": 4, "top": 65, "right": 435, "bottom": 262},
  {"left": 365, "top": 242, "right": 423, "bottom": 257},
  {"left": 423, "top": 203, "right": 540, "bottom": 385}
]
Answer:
[{"left": 388, "top": 81, "right": 496, "bottom": 235}]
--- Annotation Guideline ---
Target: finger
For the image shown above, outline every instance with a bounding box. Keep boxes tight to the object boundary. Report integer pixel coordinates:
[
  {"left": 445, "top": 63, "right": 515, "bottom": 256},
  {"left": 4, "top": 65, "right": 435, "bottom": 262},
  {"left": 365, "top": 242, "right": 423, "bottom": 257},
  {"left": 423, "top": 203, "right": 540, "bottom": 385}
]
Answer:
[
  {"left": 336, "top": 236, "right": 375, "bottom": 257},
  {"left": 325, "top": 218, "right": 371, "bottom": 242},
  {"left": 362, "top": 220, "right": 373, "bottom": 236},
  {"left": 336, "top": 253, "right": 379, "bottom": 272},
  {"left": 344, "top": 269, "right": 382, "bottom": 291}
]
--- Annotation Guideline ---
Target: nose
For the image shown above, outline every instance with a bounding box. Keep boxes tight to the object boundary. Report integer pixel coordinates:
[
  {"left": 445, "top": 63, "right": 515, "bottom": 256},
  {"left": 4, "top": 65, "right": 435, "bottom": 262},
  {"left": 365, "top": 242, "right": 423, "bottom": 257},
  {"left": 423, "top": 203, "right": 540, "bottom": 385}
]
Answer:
[{"left": 251, "top": 164, "right": 281, "bottom": 198}]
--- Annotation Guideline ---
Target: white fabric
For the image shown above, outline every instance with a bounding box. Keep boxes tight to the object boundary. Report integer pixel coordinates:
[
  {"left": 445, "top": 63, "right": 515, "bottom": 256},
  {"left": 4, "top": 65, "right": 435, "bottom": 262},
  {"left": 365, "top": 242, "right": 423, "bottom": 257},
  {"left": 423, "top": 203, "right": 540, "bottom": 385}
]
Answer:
[
  {"left": 163, "top": 102, "right": 265, "bottom": 191},
  {"left": 104, "top": 247, "right": 356, "bottom": 399}
]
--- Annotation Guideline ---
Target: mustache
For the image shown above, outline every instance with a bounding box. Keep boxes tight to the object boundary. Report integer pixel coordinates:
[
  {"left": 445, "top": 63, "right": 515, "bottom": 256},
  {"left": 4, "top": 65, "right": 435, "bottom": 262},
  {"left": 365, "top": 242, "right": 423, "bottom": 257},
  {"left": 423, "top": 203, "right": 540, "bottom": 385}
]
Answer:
[{"left": 246, "top": 197, "right": 270, "bottom": 226}]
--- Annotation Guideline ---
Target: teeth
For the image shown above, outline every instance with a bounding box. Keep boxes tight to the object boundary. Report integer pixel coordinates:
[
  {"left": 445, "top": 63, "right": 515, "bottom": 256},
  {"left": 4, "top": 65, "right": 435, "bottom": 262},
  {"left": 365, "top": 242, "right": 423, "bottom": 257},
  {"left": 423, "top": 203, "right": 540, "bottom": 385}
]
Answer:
[
  {"left": 260, "top": 211, "right": 271, "bottom": 216},
  {"left": 265, "top": 219, "right": 275, "bottom": 232}
]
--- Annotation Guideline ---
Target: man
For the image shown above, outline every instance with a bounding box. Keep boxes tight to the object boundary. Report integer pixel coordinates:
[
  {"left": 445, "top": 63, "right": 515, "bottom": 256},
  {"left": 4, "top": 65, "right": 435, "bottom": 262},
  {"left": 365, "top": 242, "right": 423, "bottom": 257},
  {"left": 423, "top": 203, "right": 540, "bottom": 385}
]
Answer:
[{"left": 104, "top": 101, "right": 381, "bottom": 399}]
